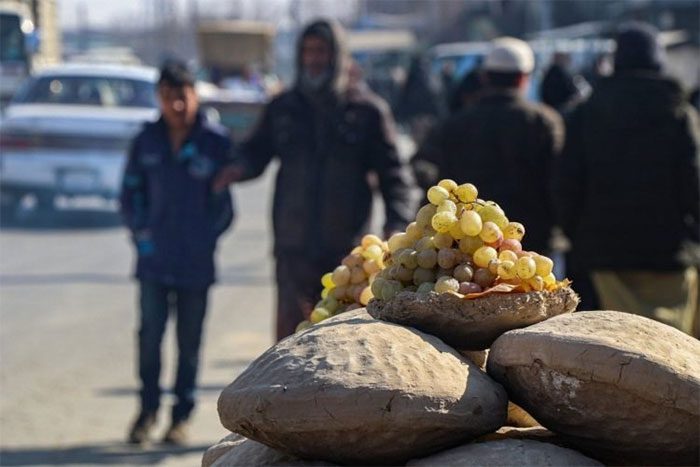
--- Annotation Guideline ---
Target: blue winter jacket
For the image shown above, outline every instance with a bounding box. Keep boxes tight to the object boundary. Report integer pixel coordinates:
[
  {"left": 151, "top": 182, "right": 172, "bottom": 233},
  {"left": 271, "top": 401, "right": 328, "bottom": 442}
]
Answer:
[{"left": 119, "top": 113, "right": 234, "bottom": 288}]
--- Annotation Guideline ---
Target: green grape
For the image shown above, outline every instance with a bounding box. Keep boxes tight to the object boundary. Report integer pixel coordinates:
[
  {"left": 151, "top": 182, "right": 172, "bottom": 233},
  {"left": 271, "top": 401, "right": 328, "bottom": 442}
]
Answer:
[
  {"left": 528, "top": 275, "right": 545, "bottom": 291},
  {"left": 459, "top": 235, "right": 484, "bottom": 255},
  {"left": 516, "top": 256, "right": 537, "bottom": 280},
  {"left": 416, "top": 204, "right": 438, "bottom": 227},
  {"left": 396, "top": 264, "right": 414, "bottom": 282},
  {"left": 453, "top": 263, "right": 474, "bottom": 282},
  {"left": 454, "top": 183, "right": 478, "bottom": 203},
  {"left": 460, "top": 210, "right": 483, "bottom": 236},
  {"left": 488, "top": 259, "right": 501, "bottom": 274},
  {"left": 380, "top": 280, "right": 403, "bottom": 300},
  {"left": 437, "top": 248, "right": 458, "bottom": 269},
  {"left": 342, "top": 253, "right": 363, "bottom": 268},
  {"left": 427, "top": 185, "right": 450, "bottom": 205},
  {"left": 405, "top": 221, "right": 422, "bottom": 240},
  {"left": 321, "top": 272, "right": 335, "bottom": 289},
  {"left": 498, "top": 249, "right": 519, "bottom": 263},
  {"left": 438, "top": 179, "right": 458, "bottom": 192},
  {"left": 543, "top": 272, "right": 556, "bottom": 287},
  {"left": 371, "top": 277, "right": 387, "bottom": 297},
  {"left": 431, "top": 211, "right": 458, "bottom": 233},
  {"left": 497, "top": 260, "right": 517, "bottom": 280},
  {"left": 359, "top": 286, "right": 373, "bottom": 305},
  {"left": 473, "top": 267, "right": 496, "bottom": 288},
  {"left": 295, "top": 320, "right": 312, "bottom": 332},
  {"left": 402, "top": 249, "right": 419, "bottom": 269},
  {"left": 415, "top": 236, "right": 436, "bottom": 251},
  {"left": 436, "top": 267, "right": 454, "bottom": 279},
  {"left": 416, "top": 282, "right": 435, "bottom": 294},
  {"left": 416, "top": 248, "right": 438, "bottom": 269},
  {"left": 437, "top": 199, "right": 457, "bottom": 214},
  {"left": 310, "top": 307, "right": 330, "bottom": 324},
  {"left": 361, "top": 234, "right": 383, "bottom": 248},
  {"left": 362, "top": 244, "right": 384, "bottom": 262},
  {"left": 332, "top": 265, "right": 351, "bottom": 286},
  {"left": 332, "top": 285, "right": 348, "bottom": 300},
  {"left": 479, "top": 205, "right": 509, "bottom": 229},
  {"left": 435, "top": 276, "right": 460, "bottom": 293},
  {"left": 473, "top": 246, "right": 498, "bottom": 268},
  {"left": 350, "top": 266, "right": 367, "bottom": 284},
  {"left": 503, "top": 222, "right": 526, "bottom": 241},
  {"left": 323, "top": 295, "right": 340, "bottom": 313},
  {"left": 388, "top": 232, "right": 412, "bottom": 253},
  {"left": 413, "top": 267, "right": 436, "bottom": 285},
  {"left": 479, "top": 221, "right": 502, "bottom": 243},
  {"left": 433, "top": 232, "right": 454, "bottom": 249},
  {"left": 448, "top": 220, "right": 466, "bottom": 240},
  {"left": 534, "top": 255, "right": 554, "bottom": 277},
  {"left": 363, "top": 259, "right": 381, "bottom": 275}
]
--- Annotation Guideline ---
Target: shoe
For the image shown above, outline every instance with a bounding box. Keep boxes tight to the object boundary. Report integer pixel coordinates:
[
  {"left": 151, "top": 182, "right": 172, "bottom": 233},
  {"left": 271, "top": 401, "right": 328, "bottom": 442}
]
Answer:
[
  {"left": 127, "top": 411, "right": 157, "bottom": 445},
  {"left": 162, "top": 419, "right": 189, "bottom": 445}
]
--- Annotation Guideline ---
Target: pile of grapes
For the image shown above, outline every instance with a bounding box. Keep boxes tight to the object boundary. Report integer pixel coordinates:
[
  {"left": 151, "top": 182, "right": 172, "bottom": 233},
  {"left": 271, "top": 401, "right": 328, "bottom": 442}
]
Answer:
[{"left": 298, "top": 179, "right": 566, "bottom": 331}]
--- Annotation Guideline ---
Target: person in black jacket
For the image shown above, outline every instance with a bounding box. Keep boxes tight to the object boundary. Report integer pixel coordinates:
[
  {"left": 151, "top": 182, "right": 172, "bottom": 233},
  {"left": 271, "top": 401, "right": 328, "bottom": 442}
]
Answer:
[
  {"left": 120, "top": 61, "right": 234, "bottom": 445},
  {"left": 213, "top": 19, "right": 416, "bottom": 341},
  {"left": 411, "top": 37, "right": 563, "bottom": 255},
  {"left": 554, "top": 22, "right": 700, "bottom": 336}
]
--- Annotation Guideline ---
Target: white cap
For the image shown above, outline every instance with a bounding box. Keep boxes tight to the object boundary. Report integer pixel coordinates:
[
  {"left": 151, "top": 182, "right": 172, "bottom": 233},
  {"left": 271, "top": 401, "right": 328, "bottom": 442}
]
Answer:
[{"left": 484, "top": 37, "right": 534, "bottom": 74}]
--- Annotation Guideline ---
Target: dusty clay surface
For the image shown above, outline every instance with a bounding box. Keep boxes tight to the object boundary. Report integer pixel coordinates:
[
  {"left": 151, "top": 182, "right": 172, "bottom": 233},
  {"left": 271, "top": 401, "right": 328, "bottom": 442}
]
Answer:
[
  {"left": 217, "top": 309, "right": 508, "bottom": 465},
  {"left": 367, "top": 287, "right": 579, "bottom": 350},
  {"left": 487, "top": 310, "right": 700, "bottom": 465}
]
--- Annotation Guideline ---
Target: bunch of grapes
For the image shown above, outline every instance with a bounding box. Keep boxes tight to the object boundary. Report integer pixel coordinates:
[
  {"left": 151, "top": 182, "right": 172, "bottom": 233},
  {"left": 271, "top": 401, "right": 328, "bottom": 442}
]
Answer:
[
  {"left": 370, "top": 179, "right": 560, "bottom": 302},
  {"left": 296, "top": 234, "right": 388, "bottom": 331}
]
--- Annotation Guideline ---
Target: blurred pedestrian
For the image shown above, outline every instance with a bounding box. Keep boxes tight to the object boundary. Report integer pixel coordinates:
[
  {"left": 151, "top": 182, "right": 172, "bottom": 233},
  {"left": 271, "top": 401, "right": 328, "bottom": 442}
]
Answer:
[
  {"left": 395, "top": 53, "right": 444, "bottom": 143},
  {"left": 412, "top": 68, "right": 484, "bottom": 191},
  {"left": 540, "top": 53, "right": 585, "bottom": 116},
  {"left": 411, "top": 37, "right": 564, "bottom": 255},
  {"left": 120, "top": 60, "right": 234, "bottom": 445},
  {"left": 554, "top": 22, "right": 700, "bottom": 335},
  {"left": 212, "top": 19, "right": 416, "bottom": 341}
]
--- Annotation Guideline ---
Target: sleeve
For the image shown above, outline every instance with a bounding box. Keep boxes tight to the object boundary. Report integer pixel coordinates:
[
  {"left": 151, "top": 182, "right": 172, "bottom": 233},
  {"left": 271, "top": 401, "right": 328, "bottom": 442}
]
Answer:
[
  {"left": 552, "top": 106, "right": 585, "bottom": 239},
  {"left": 119, "top": 136, "right": 149, "bottom": 236},
  {"left": 537, "top": 107, "right": 565, "bottom": 227},
  {"left": 236, "top": 103, "right": 277, "bottom": 181},
  {"left": 210, "top": 137, "right": 235, "bottom": 238},
  {"left": 675, "top": 106, "right": 700, "bottom": 242},
  {"left": 367, "top": 105, "right": 419, "bottom": 235}
]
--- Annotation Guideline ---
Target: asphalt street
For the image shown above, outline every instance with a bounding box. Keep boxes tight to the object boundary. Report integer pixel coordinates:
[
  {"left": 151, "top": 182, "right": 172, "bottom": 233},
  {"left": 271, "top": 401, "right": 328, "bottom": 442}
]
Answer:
[{"left": 0, "top": 172, "right": 279, "bottom": 466}]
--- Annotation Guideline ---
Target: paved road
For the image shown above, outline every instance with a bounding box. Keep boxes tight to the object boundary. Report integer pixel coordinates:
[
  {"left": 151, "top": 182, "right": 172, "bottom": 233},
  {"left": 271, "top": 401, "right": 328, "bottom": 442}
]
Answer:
[{"left": 0, "top": 173, "right": 279, "bottom": 466}]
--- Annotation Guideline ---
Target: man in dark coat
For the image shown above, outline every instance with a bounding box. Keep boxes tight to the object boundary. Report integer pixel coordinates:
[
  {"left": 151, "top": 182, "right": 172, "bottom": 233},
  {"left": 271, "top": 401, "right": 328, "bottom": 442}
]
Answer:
[
  {"left": 120, "top": 61, "right": 234, "bottom": 444},
  {"left": 411, "top": 37, "right": 564, "bottom": 254},
  {"left": 213, "top": 19, "right": 416, "bottom": 341},
  {"left": 554, "top": 22, "right": 700, "bottom": 336}
]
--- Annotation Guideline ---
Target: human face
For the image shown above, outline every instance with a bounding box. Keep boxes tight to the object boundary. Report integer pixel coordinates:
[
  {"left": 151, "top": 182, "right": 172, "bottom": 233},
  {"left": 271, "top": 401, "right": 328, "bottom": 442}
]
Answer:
[
  {"left": 158, "top": 84, "right": 198, "bottom": 131},
  {"left": 301, "top": 36, "right": 332, "bottom": 78}
]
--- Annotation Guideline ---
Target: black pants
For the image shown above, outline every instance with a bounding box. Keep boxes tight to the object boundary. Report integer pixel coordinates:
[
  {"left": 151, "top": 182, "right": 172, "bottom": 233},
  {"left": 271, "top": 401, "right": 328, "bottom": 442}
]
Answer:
[
  {"left": 137, "top": 280, "right": 209, "bottom": 421},
  {"left": 275, "top": 253, "right": 340, "bottom": 341}
]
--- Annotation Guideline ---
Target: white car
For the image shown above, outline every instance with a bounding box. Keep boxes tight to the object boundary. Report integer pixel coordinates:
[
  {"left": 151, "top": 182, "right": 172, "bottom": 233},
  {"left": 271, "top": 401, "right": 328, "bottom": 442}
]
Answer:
[{"left": 0, "top": 63, "right": 159, "bottom": 213}]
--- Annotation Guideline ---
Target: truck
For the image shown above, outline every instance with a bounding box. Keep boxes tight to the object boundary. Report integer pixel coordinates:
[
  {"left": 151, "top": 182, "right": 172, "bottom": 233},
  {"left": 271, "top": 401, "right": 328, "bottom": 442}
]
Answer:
[
  {"left": 195, "top": 20, "right": 277, "bottom": 141},
  {"left": 0, "top": 0, "right": 61, "bottom": 108}
]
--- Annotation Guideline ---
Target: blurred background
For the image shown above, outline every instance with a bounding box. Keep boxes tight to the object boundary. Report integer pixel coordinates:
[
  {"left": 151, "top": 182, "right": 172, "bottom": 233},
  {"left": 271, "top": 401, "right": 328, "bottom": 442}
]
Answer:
[{"left": 0, "top": 1, "right": 698, "bottom": 466}]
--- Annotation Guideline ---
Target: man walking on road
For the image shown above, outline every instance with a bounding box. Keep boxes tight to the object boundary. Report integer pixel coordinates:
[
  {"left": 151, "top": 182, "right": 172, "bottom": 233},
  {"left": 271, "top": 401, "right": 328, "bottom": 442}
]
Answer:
[
  {"left": 554, "top": 22, "right": 700, "bottom": 336},
  {"left": 120, "top": 61, "right": 234, "bottom": 445},
  {"left": 411, "top": 37, "right": 564, "bottom": 255},
  {"left": 213, "top": 19, "right": 416, "bottom": 341}
]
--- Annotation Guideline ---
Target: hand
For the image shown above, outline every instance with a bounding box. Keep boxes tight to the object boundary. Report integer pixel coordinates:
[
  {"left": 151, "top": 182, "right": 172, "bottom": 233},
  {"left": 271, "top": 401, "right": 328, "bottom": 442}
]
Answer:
[
  {"left": 135, "top": 231, "right": 154, "bottom": 256},
  {"left": 212, "top": 165, "right": 244, "bottom": 193}
]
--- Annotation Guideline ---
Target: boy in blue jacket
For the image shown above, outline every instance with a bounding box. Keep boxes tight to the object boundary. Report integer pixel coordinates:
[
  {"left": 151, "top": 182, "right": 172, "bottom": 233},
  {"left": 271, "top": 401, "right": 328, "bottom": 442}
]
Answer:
[{"left": 120, "top": 61, "right": 233, "bottom": 445}]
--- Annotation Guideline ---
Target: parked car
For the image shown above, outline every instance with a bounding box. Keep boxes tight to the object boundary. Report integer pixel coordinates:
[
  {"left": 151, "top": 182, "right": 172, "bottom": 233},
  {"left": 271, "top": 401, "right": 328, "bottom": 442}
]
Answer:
[{"left": 0, "top": 63, "right": 159, "bottom": 214}]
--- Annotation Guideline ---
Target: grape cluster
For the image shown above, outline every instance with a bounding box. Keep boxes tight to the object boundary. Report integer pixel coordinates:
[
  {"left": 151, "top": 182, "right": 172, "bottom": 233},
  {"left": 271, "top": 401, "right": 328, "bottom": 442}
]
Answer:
[
  {"left": 297, "top": 180, "right": 563, "bottom": 332},
  {"left": 296, "top": 234, "right": 388, "bottom": 331},
  {"left": 371, "top": 179, "right": 559, "bottom": 302}
]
